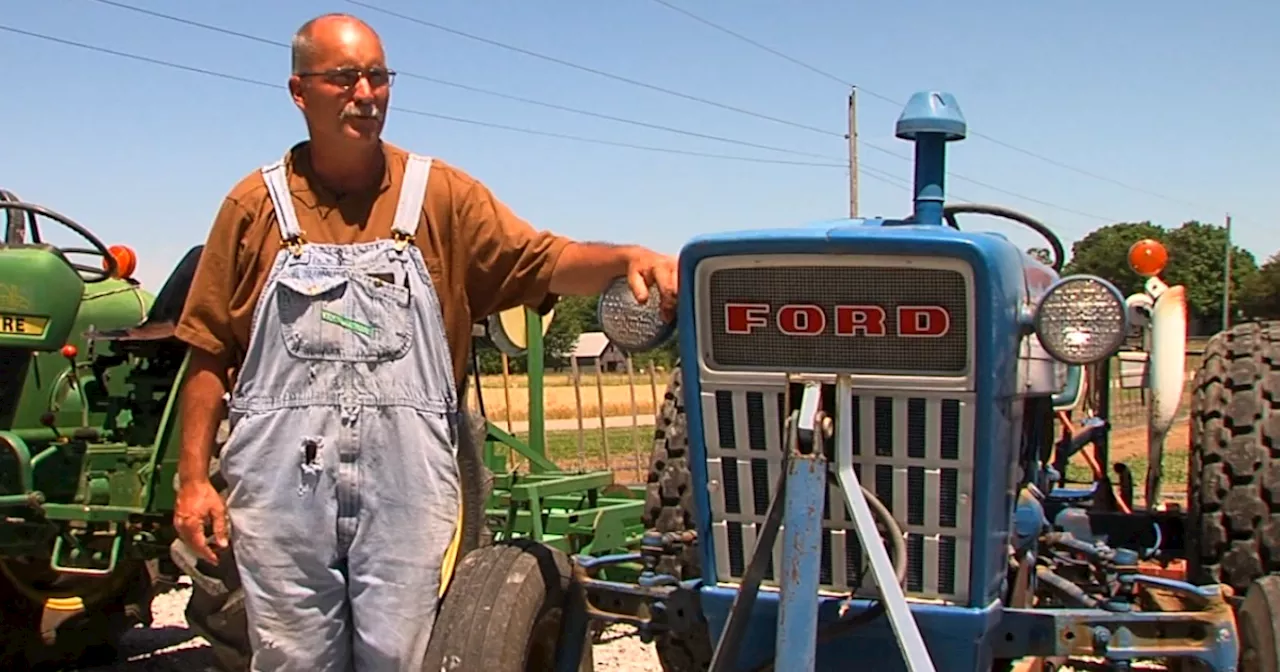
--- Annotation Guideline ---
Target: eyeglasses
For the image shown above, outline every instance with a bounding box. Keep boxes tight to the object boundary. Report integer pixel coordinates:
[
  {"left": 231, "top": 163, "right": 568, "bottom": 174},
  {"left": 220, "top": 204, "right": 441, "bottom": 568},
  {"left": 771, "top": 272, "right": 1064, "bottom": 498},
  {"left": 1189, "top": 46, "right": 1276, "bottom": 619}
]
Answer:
[{"left": 297, "top": 67, "right": 396, "bottom": 90}]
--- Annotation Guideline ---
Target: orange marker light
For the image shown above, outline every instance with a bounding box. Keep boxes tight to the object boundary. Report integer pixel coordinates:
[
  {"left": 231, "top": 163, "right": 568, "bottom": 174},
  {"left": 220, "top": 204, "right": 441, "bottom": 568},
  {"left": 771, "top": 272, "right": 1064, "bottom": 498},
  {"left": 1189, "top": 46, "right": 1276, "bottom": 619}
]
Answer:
[
  {"left": 102, "top": 244, "right": 138, "bottom": 279},
  {"left": 1128, "top": 239, "right": 1168, "bottom": 278}
]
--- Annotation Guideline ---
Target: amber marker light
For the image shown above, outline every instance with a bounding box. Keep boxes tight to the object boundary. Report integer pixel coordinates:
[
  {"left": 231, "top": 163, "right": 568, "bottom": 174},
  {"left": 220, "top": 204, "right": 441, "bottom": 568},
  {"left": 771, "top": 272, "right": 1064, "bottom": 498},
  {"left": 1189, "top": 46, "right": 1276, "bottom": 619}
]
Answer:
[
  {"left": 1127, "top": 239, "right": 1168, "bottom": 278},
  {"left": 102, "top": 244, "right": 138, "bottom": 279}
]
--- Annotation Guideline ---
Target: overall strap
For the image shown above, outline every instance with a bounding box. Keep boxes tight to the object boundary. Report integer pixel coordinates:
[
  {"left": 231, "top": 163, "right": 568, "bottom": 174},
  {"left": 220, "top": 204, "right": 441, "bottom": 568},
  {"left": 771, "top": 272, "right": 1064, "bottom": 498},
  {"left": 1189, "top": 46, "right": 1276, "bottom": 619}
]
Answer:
[
  {"left": 260, "top": 158, "right": 305, "bottom": 256},
  {"left": 389, "top": 153, "right": 433, "bottom": 249}
]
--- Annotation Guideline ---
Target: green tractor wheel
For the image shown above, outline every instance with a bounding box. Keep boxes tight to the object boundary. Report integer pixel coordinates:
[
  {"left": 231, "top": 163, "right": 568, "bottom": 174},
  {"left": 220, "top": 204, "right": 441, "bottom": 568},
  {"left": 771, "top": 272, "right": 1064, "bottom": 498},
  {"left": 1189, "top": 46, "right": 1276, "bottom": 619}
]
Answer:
[{"left": 0, "top": 552, "right": 153, "bottom": 670}]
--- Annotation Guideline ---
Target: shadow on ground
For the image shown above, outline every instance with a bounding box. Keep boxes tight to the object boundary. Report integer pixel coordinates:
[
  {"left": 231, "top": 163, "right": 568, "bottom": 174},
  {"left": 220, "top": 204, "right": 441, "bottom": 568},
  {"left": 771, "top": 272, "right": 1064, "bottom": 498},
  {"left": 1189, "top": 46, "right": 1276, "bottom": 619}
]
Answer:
[{"left": 74, "top": 625, "right": 217, "bottom": 672}]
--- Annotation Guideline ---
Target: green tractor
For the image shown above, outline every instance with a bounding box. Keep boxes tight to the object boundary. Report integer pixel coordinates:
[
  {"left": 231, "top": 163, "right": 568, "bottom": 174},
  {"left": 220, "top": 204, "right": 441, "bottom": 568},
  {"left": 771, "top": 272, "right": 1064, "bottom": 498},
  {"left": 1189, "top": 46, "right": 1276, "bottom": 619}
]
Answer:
[
  {"left": 0, "top": 191, "right": 648, "bottom": 670},
  {"left": 0, "top": 189, "right": 189, "bottom": 668}
]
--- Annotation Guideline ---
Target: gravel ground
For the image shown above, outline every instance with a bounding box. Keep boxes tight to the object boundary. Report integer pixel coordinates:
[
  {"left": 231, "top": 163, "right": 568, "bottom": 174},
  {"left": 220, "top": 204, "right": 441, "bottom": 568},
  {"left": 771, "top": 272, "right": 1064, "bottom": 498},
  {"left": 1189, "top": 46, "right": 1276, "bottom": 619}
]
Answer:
[
  {"left": 70, "top": 577, "right": 662, "bottom": 671},
  {"left": 66, "top": 582, "right": 1178, "bottom": 672}
]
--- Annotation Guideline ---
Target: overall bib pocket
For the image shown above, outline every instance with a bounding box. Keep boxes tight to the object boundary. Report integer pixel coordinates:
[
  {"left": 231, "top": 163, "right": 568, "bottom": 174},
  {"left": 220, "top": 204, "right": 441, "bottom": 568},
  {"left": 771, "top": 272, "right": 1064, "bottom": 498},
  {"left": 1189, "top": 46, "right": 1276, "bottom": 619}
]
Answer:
[{"left": 276, "top": 271, "right": 414, "bottom": 362}]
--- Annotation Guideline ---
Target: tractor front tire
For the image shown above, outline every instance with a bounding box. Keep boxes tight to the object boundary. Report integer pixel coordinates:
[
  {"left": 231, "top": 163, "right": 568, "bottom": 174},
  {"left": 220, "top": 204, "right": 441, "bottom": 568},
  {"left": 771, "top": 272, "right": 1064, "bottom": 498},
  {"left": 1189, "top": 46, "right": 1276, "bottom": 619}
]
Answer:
[
  {"left": 176, "top": 409, "right": 495, "bottom": 671},
  {"left": 645, "top": 365, "right": 714, "bottom": 672},
  {"left": 173, "top": 456, "right": 250, "bottom": 672},
  {"left": 1187, "top": 321, "right": 1280, "bottom": 595},
  {"left": 420, "top": 539, "right": 593, "bottom": 671},
  {"left": 0, "top": 554, "right": 153, "bottom": 670}
]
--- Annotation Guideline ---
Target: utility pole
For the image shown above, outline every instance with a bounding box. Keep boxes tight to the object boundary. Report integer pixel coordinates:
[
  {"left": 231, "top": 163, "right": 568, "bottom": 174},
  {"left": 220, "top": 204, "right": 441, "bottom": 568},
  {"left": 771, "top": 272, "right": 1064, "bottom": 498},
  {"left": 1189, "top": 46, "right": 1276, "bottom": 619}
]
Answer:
[
  {"left": 847, "top": 86, "right": 859, "bottom": 218},
  {"left": 1222, "top": 213, "right": 1233, "bottom": 331}
]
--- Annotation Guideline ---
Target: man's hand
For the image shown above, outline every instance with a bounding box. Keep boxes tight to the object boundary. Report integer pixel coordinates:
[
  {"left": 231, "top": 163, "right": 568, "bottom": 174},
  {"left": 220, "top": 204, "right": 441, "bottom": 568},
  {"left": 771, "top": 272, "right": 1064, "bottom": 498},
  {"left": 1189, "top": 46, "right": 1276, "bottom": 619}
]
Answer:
[
  {"left": 174, "top": 348, "right": 233, "bottom": 565},
  {"left": 548, "top": 242, "right": 680, "bottom": 319},
  {"left": 175, "top": 478, "right": 229, "bottom": 565},
  {"left": 623, "top": 247, "right": 679, "bottom": 321}
]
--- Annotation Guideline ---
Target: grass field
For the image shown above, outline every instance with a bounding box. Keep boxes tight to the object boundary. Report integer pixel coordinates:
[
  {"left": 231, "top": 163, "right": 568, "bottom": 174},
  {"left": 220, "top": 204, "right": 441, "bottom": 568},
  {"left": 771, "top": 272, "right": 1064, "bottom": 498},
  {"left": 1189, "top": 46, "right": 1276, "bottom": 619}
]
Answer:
[
  {"left": 501, "top": 424, "right": 1192, "bottom": 492},
  {"left": 468, "top": 372, "right": 669, "bottom": 421},
  {"left": 470, "top": 346, "right": 1208, "bottom": 425},
  {"left": 512, "top": 425, "right": 654, "bottom": 478}
]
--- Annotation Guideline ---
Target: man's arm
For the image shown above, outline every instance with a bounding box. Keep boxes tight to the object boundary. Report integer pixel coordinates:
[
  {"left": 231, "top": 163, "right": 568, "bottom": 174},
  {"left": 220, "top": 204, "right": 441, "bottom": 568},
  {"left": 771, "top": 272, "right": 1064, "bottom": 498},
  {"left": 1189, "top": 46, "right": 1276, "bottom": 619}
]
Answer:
[
  {"left": 176, "top": 350, "right": 228, "bottom": 488},
  {"left": 170, "top": 195, "right": 250, "bottom": 563},
  {"left": 458, "top": 177, "right": 678, "bottom": 318},
  {"left": 172, "top": 194, "right": 249, "bottom": 468},
  {"left": 548, "top": 242, "right": 678, "bottom": 317}
]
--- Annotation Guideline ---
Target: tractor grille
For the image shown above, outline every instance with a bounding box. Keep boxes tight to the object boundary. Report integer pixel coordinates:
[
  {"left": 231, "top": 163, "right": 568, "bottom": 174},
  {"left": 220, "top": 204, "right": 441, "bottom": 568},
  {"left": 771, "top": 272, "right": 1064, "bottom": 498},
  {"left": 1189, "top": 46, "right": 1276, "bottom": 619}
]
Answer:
[
  {"left": 704, "top": 264, "right": 970, "bottom": 375},
  {"left": 703, "top": 385, "right": 975, "bottom": 604}
]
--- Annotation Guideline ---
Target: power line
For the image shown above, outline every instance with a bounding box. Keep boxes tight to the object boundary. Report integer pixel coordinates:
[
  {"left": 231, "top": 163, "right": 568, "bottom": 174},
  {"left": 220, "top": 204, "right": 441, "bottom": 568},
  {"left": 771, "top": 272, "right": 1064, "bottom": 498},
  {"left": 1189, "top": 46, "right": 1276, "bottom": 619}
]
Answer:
[
  {"left": 644, "top": 0, "right": 1209, "bottom": 211},
  {"left": 344, "top": 0, "right": 842, "bottom": 139},
  {"left": 342, "top": 0, "right": 1116, "bottom": 222},
  {"left": 0, "top": 24, "right": 848, "bottom": 169},
  {"left": 0, "top": 24, "right": 1013, "bottom": 217},
  {"left": 85, "top": 0, "right": 840, "bottom": 164},
  {"left": 645, "top": 0, "right": 896, "bottom": 106},
  {"left": 14, "top": 4, "right": 1119, "bottom": 221}
]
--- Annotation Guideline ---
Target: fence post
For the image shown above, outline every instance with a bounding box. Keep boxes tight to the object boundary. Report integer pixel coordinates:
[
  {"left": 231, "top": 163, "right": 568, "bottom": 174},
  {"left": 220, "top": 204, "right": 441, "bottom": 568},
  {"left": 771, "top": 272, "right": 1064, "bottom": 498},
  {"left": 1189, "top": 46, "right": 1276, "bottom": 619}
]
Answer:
[
  {"left": 570, "top": 356, "right": 586, "bottom": 471},
  {"left": 595, "top": 359, "right": 611, "bottom": 469},
  {"left": 626, "top": 355, "right": 641, "bottom": 482},
  {"left": 501, "top": 352, "right": 515, "bottom": 470}
]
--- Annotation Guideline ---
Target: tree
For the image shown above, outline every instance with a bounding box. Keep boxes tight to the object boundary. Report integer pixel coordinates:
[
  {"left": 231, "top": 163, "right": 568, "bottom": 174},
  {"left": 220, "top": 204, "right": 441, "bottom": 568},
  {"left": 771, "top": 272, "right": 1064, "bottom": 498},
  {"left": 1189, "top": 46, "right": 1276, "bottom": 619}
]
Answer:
[
  {"left": 1161, "top": 220, "right": 1257, "bottom": 328},
  {"left": 1061, "top": 221, "right": 1165, "bottom": 297},
  {"left": 472, "top": 297, "right": 592, "bottom": 375},
  {"left": 1239, "top": 252, "right": 1280, "bottom": 320},
  {"left": 543, "top": 295, "right": 595, "bottom": 368},
  {"left": 1060, "top": 220, "right": 1256, "bottom": 330}
]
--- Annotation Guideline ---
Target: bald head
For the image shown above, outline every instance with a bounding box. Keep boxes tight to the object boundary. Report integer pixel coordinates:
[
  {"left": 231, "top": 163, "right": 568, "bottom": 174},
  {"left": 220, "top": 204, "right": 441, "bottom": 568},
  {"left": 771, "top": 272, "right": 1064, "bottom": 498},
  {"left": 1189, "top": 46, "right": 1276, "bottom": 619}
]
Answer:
[
  {"left": 287, "top": 12, "right": 392, "bottom": 148},
  {"left": 291, "top": 13, "right": 384, "bottom": 74}
]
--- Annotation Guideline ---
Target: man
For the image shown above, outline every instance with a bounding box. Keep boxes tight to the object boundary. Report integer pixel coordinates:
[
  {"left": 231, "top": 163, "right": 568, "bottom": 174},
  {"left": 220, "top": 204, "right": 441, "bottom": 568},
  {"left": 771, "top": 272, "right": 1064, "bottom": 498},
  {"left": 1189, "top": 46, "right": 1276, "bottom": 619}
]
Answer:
[{"left": 171, "top": 12, "right": 678, "bottom": 671}]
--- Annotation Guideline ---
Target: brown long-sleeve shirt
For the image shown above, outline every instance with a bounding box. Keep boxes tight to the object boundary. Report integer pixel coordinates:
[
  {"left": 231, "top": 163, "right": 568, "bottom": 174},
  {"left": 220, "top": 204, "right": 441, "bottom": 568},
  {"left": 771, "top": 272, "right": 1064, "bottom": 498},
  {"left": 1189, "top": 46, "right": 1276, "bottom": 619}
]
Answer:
[{"left": 174, "top": 140, "right": 570, "bottom": 386}]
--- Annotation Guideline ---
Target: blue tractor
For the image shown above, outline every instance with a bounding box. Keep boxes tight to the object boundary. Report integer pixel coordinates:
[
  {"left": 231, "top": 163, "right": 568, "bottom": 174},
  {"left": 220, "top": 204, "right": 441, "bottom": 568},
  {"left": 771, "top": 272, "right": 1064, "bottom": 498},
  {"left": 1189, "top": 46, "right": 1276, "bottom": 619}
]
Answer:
[{"left": 424, "top": 91, "right": 1280, "bottom": 671}]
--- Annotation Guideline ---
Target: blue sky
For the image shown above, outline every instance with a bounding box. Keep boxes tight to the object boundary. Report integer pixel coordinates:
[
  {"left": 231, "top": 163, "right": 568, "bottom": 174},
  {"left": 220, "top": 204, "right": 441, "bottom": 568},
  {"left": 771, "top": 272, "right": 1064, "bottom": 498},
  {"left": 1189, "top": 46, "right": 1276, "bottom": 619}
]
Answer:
[{"left": 2, "top": 0, "right": 1274, "bottom": 291}]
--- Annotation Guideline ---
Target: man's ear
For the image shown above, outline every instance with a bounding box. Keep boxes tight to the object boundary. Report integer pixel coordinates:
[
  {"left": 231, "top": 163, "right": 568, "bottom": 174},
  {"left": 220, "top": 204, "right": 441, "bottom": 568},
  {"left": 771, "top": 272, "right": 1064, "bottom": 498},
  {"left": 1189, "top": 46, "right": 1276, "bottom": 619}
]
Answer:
[{"left": 288, "top": 76, "right": 306, "bottom": 109}]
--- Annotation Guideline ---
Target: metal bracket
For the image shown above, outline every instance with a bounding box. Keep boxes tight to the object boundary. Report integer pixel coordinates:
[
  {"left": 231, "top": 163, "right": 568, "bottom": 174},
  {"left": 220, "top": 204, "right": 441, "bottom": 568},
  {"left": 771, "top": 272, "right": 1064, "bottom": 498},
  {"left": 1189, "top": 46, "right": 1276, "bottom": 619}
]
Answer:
[
  {"left": 50, "top": 531, "right": 121, "bottom": 577},
  {"left": 835, "top": 374, "right": 937, "bottom": 671},
  {"left": 707, "top": 419, "right": 794, "bottom": 672}
]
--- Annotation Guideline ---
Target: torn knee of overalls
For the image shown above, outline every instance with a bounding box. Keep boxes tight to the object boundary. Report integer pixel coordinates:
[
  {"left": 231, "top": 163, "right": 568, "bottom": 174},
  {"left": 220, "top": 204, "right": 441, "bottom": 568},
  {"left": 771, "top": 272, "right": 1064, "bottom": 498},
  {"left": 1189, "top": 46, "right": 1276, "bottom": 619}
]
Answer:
[
  {"left": 300, "top": 437, "right": 323, "bottom": 470},
  {"left": 298, "top": 437, "right": 324, "bottom": 495}
]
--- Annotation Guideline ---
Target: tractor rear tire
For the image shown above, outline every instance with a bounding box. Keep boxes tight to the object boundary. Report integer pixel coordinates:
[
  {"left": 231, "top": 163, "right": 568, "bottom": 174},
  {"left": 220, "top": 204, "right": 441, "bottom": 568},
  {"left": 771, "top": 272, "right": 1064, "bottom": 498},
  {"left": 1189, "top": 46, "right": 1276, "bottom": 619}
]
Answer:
[
  {"left": 0, "top": 553, "right": 153, "bottom": 670},
  {"left": 419, "top": 539, "right": 593, "bottom": 671},
  {"left": 1186, "top": 321, "right": 1280, "bottom": 596},
  {"left": 1238, "top": 575, "right": 1280, "bottom": 672},
  {"left": 177, "top": 410, "right": 496, "bottom": 671},
  {"left": 645, "top": 366, "right": 714, "bottom": 672}
]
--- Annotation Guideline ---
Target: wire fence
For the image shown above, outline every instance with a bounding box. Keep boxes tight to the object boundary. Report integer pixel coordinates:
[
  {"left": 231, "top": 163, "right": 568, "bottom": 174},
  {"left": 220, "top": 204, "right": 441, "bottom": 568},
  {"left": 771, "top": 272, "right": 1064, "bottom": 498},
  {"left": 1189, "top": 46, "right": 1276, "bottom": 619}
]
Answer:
[
  {"left": 466, "top": 354, "right": 666, "bottom": 484},
  {"left": 465, "top": 348, "right": 1205, "bottom": 484}
]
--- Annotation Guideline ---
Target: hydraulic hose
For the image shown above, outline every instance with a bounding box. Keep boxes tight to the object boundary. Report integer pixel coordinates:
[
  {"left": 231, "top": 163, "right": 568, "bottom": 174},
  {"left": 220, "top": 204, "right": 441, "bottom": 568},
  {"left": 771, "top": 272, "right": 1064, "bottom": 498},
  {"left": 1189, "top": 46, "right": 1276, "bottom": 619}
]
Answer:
[{"left": 747, "top": 480, "right": 908, "bottom": 672}]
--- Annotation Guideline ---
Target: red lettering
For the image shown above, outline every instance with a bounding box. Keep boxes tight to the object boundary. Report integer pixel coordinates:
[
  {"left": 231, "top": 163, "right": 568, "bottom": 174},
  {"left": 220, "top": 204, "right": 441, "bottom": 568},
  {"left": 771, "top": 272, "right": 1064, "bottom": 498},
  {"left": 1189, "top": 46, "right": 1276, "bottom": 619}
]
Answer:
[
  {"left": 777, "top": 304, "right": 825, "bottom": 336},
  {"left": 721, "top": 302, "right": 951, "bottom": 338},
  {"left": 834, "top": 305, "right": 886, "bottom": 337},
  {"left": 725, "top": 303, "right": 770, "bottom": 334},
  {"left": 897, "top": 306, "right": 950, "bottom": 337}
]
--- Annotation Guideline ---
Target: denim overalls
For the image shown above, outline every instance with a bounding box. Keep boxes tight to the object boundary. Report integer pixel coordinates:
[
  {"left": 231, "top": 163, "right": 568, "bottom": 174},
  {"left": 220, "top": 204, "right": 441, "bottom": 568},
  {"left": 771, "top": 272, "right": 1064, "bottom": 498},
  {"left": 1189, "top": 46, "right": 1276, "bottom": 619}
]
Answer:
[{"left": 218, "top": 152, "right": 462, "bottom": 671}]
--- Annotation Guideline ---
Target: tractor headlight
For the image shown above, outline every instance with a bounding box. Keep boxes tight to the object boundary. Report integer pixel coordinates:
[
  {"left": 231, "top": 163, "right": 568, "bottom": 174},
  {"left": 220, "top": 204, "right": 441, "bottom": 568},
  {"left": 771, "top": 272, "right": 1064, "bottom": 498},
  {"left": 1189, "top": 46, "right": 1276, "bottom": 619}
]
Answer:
[
  {"left": 597, "top": 276, "right": 674, "bottom": 353},
  {"left": 1033, "top": 275, "right": 1128, "bottom": 365}
]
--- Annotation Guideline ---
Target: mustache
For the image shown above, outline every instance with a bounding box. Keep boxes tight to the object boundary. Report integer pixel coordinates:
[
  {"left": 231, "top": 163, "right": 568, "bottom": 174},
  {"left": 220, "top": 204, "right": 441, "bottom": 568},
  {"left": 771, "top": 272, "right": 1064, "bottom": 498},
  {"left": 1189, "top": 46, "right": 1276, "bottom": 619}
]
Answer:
[{"left": 341, "top": 104, "right": 381, "bottom": 119}]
